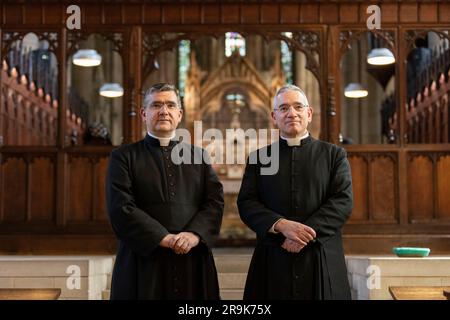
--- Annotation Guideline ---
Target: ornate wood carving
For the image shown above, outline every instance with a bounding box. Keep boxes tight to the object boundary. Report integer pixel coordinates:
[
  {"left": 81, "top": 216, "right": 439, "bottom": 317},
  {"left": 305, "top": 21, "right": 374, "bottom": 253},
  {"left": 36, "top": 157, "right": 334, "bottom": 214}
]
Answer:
[
  {"left": 142, "top": 30, "right": 323, "bottom": 83},
  {"left": 405, "top": 29, "right": 450, "bottom": 54},
  {"left": 67, "top": 31, "right": 123, "bottom": 57},
  {"left": 339, "top": 29, "right": 396, "bottom": 57}
]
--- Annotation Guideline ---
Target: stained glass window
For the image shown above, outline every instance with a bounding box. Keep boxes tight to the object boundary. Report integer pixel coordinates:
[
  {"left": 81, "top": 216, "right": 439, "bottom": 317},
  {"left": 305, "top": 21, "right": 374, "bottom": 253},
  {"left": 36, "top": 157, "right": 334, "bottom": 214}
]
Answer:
[
  {"left": 225, "top": 32, "right": 246, "bottom": 57},
  {"left": 178, "top": 40, "right": 190, "bottom": 99},
  {"left": 281, "top": 32, "right": 293, "bottom": 84}
]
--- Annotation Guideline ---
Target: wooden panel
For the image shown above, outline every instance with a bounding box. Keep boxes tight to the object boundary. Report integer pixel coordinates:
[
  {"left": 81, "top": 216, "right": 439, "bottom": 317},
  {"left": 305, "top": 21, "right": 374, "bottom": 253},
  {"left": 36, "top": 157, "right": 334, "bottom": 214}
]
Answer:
[
  {"left": 95, "top": 157, "right": 109, "bottom": 222},
  {"left": 300, "top": 4, "right": 318, "bottom": 23},
  {"left": 2, "top": 158, "right": 26, "bottom": 222},
  {"left": 162, "top": 4, "right": 182, "bottom": 24},
  {"left": 83, "top": 4, "right": 103, "bottom": 25},
  {"left": 67, "top": 157, "right": 92, "bottom": 222},
  {"left": 371, "top": 156, "right": 396, "bottom": 221},
  {"left": 348, "top": 156, "right": 368, "bottom": 221},
  {"left": 380, "top": 4, "right": 398, "bottom": 24},
  {"left": 24, "top": 5, "right": 43, "bottom": 25},
  {"left": 437, "top": 155, "right": 450, "bottom": 220},
  {"left": 340, "top": 4, "right": 359, "bottom": 23},
  {"left": 182, "top": 4, "right": 200, "bottom": 24},
  {"left": 4, "top": 5, "right": 22, "bottom": 25},
  {"left": 320, "top": 4, "right": 339, "bottom": 23},
  {"left": 408, "top": 155, "right": 433, "bottom": 221},
  {"left": 400, "top": 3, "right": 418, "bottom": 23},
  {"left": 419, "top": 3, "right": 438, "bottom": 23},
  {"left": 221, "top": 4, "right": 239, "bottom": 24},
  {"left": 439, "top": 3, "right": 450, "bottom": 23},
  {"left": 143, "top": 4, "right": 161, "bottom": 24},
  {"left": 241, "top": 4, "right": 259, "bottom": 24},
  {"left": 42, "top": 4, "right": 61, "bottom": 25},
  {"left": 261, "top": 4, "right": 278, "bottom": 24},
  {"left": 123, "top": 4, "right": 142, "bottom": 25},
  {"left": 29, "top": 157, "right": 54, "bottom": 222},
  {"left": 202, "top": 4, "right": 220, "bottom": 24},
  {"left": 280, "top": 4, "right": 299, "bottom": 24},
  {"left": 104, "top": 4, "right": 122, "bottom": 25}
]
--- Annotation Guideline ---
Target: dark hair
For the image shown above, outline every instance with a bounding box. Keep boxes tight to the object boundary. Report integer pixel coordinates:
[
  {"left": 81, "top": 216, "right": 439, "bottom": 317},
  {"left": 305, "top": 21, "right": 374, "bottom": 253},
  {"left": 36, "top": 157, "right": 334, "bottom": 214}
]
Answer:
[{"left": 143, "top": 83, "right": 181, "bottom": 108}]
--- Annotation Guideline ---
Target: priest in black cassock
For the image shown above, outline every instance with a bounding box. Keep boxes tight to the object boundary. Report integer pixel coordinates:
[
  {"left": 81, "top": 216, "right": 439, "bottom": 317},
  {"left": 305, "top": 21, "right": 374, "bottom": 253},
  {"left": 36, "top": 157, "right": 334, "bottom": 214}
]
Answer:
[
  {"left": 237, "top": 84, "right": 353, "bottom": 300},
  {"left": 106, "top": 83, "right": 224, "bottom": 299}
]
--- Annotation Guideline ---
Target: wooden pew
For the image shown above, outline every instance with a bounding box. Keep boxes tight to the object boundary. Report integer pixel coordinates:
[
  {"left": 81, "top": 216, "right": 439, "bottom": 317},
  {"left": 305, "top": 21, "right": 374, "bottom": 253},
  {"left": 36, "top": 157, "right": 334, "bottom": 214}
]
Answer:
[
  {"left": 389, "top": 286, "right": 450, "bottom": 300},
  {"left": 0, "top": 288, "right": 61, "bottom": 300}
]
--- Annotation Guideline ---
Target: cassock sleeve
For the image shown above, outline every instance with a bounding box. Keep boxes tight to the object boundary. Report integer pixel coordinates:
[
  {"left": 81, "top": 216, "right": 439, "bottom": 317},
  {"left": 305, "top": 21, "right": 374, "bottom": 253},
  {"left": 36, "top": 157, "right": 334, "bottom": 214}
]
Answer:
[
  {"left": 106, "top": 148, "right": 169, "bottom": 256},
  {"left": 184, "top": 149, "right": 224, "bottom": 248},
  {"left": 237, "top": 155, "right": 285, "bottom": 239},
  {"left": 304, "top": 147, "right": 353, "bottom": 244}
]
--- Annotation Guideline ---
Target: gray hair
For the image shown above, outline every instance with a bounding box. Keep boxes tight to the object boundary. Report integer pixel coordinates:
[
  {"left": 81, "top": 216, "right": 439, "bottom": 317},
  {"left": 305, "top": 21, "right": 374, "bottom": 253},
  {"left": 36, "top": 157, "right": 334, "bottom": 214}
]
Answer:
[
  {"left": 143, "top": 83, "right": 182, "bottom": 109},
  {"left": 273, "top": 84, "right": 309, "bottom": 109}
]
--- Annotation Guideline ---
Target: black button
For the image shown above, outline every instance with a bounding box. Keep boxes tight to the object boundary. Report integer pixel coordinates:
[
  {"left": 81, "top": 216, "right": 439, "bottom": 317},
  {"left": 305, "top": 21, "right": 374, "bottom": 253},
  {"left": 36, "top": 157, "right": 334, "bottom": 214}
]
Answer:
[
  {"left": 171, "top": 192, "right": 175, "bottom": 196},
  {"left": 294, "top": 275, "right": 299, "bottom": 280},
  {"left": 169, "top": 174, "right": 172, "bottom": 177},
  {"left": 170, "top": 182, "right": 174, "bottom": 186}
]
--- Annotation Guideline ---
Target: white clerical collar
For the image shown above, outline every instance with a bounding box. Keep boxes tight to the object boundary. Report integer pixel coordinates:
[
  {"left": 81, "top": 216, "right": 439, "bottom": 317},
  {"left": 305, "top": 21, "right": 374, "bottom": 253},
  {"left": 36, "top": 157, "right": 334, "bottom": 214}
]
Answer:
[
  {"left": 147, "top": 131, "right": 175, "bottom": 147},
  {"left": 280, "top": 132, "right": 309, "bottom": 146}
]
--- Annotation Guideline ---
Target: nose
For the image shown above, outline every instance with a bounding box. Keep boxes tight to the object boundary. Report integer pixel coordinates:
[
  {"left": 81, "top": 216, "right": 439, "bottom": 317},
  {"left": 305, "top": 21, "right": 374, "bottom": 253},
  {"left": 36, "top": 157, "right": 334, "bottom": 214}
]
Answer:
[
  {"left": 158, "top": 104, "right": 170, "bottom": 115},
  {"left": 286, "top": 106, "right": 297, "bottom": 117}
]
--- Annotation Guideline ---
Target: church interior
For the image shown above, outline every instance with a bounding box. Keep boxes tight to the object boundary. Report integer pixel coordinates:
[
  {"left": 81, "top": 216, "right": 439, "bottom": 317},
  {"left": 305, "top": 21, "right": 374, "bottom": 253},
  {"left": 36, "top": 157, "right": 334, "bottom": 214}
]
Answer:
[{"left": 0, "top": 0, "right": 450, "bottom": 300}]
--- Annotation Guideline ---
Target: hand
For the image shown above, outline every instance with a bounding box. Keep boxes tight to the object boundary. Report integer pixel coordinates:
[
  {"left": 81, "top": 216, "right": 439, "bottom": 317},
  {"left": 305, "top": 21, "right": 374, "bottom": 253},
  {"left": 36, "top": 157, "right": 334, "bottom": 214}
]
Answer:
[
  {"left": 282, "top": 238, "right": 305, "bottom": 253},
  {"left": 274, "top": 219, "right": 316, "bottom": 246},
  {"left": 171, "top": 232, "right": 200, "bottom": 254},
  {"left": 159, "top": 234, "right": 178, "bottom": 248}
]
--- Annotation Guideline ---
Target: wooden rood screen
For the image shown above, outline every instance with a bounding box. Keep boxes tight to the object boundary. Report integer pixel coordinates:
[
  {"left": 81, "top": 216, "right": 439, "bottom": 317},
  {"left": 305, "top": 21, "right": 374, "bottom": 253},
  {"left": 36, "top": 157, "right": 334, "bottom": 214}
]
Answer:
[{"left": 0, "top": 1, "right": 450, "bottom": 254}]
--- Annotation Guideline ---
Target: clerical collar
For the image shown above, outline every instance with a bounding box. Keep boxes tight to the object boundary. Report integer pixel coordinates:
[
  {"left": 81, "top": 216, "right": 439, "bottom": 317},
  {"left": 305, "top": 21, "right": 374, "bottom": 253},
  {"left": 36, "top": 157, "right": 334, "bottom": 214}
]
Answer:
[
  {"left": 146, "top": 131, "right": 176, "bottom": 147},
  {"left": 280, "top": 132, "right": 310, "bottom": 146}
]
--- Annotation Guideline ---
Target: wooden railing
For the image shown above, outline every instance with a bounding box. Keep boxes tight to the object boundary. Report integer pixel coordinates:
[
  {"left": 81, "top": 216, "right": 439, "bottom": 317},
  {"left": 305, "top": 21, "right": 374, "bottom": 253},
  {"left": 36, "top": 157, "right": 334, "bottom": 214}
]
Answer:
[
  {"left": 406, "top": 71, "right": 449, "bottom": 143},
  {"left": 405, "top": 44, "right": 450, "bottom": 143},
  {"left": 0, "top": 61, "right": 85, "bottom": 146}
]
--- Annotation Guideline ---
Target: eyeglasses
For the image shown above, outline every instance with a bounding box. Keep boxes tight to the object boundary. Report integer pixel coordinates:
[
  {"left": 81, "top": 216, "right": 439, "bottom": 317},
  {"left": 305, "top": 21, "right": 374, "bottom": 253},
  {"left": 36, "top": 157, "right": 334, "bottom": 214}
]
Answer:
[
  {"left": 149, "top": 101, "right": 179, "bottom": 110},
  {"left": 274, "top": 103, "right": 308, "bottom": 114}
]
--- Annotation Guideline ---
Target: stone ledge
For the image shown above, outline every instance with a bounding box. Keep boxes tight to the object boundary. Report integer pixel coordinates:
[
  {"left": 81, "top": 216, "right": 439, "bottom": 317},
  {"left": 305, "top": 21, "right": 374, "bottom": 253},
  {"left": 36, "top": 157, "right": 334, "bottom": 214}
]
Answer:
[{"left": 0, "top": 256, "right": 114, "bottom": 300}]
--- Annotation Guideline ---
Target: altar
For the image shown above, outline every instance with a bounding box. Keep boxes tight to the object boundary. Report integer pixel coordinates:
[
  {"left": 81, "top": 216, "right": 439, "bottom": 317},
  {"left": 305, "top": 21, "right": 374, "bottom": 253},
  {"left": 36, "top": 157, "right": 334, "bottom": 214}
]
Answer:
[{"left": 346, "top": 256, "right": 450, "bottom": 300}]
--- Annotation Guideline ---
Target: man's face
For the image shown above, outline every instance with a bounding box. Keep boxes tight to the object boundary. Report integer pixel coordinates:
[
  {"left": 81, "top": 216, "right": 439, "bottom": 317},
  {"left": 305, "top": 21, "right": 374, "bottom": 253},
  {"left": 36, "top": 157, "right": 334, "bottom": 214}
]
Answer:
[
  {"left": 141, "top": 91, "right": 183, "bottom": 137},
  {"left": 271, "top": 90, "right": 312, "bottom": 138}
]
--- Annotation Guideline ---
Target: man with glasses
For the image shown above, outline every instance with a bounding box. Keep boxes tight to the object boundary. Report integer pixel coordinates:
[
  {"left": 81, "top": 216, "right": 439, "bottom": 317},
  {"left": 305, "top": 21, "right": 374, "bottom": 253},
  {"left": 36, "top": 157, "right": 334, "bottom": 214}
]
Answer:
[
  {"left": 106, "top": 83, "right": 224, "bottom": 299},
  {"left": 238, "top": 84, "right": 353, "bottom": 299}
]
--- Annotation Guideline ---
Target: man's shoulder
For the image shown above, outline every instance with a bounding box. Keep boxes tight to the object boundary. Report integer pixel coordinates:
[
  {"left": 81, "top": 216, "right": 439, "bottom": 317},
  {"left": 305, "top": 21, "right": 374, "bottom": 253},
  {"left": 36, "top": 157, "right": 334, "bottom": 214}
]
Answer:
[
  {"left": 110, "top": 140, "right": 143, "bottom": 157},
  {"left": 311, "top": 138, "right": 346, "bottom": 155}
]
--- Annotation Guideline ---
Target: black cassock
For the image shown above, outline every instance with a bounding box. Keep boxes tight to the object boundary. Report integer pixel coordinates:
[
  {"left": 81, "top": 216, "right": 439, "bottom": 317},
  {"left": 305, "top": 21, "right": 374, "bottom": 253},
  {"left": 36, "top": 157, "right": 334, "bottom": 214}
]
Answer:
[
  {"left": 237, "top": 136, "right": 353, "bottom": 300},
  {"left": 106, "top": 134, "right": 224, "bottom": 299}
]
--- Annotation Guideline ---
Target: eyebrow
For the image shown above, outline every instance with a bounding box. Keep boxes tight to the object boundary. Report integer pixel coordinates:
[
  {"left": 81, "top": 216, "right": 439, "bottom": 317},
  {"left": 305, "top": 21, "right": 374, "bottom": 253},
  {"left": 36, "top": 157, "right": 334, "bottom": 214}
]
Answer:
[{"left": 151, "top": 100, "right": 178, "bottom": 104}]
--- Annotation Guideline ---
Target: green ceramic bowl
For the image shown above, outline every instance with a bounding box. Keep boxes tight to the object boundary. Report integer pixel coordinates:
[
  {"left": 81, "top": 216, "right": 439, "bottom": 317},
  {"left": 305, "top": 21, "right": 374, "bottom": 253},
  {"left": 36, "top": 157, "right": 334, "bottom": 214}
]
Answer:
[{"left": 392, "top": 247, "right": 430, "bottom": 257}]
